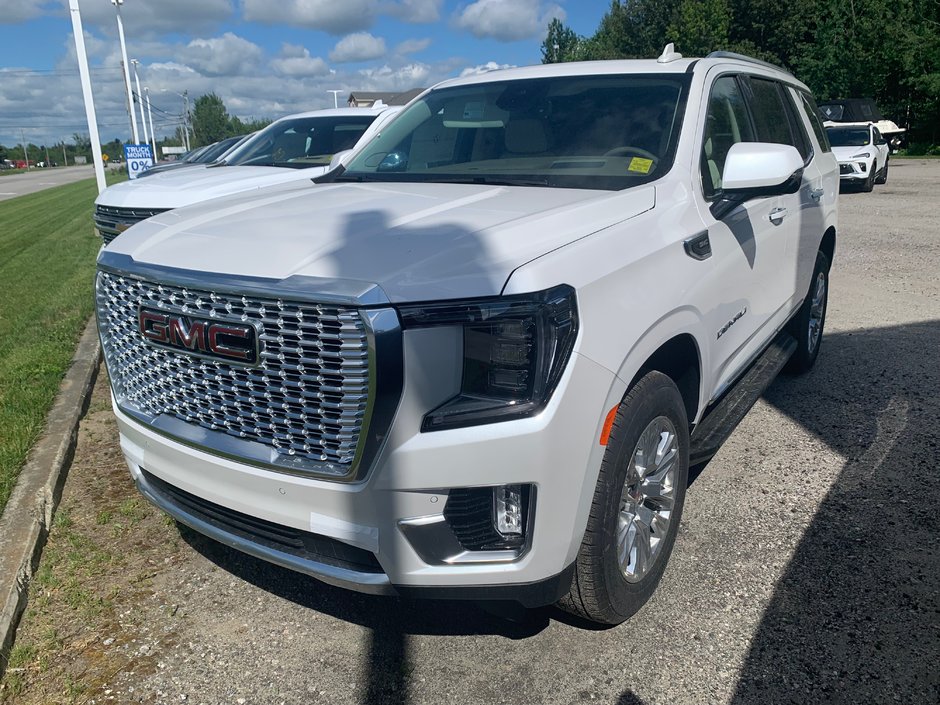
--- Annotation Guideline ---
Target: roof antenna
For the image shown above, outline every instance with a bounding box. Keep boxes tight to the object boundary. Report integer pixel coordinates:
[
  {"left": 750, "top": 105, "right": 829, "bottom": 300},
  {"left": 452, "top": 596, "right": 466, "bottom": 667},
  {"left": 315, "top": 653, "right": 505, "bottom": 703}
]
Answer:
[{"left": 657, "top": 43, "right": 683, "bottom": 63}]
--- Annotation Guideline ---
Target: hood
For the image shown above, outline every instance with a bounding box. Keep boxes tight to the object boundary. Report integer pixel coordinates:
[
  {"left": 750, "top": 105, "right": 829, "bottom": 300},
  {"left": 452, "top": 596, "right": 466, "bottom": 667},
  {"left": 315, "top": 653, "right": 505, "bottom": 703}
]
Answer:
[
  {"left": 95, "top": 164, "right": 329, "bottom": 210},
  {"left": 105, "top": 181, "right": 655, "bottom": 302},
  {"left": 831, "top": 145, "right": 875, "bottom": 161}
]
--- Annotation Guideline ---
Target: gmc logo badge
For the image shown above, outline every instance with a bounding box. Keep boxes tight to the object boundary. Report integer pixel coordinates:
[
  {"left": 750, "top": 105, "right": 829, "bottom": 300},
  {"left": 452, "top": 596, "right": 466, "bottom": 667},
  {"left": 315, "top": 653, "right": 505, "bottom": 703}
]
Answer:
[{"left": 138, "top": 307, "right": 258, "bottom": 364}]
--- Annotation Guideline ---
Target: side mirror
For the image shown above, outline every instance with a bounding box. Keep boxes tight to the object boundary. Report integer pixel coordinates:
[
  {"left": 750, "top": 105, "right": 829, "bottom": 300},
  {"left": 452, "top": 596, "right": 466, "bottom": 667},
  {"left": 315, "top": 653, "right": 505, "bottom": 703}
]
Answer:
[
  {"left": 328, "top": 149, "right": 352, "bottom": 171},
  {"left": 711, "top": 143, "right": 804, "bottom": 220}
]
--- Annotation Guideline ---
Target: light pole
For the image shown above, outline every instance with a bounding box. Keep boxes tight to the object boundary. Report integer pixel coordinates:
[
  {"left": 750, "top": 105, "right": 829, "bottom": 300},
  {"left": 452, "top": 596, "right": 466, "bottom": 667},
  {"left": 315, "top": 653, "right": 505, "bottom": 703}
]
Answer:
[
  {"left": 328, "top": 90, "right": 343, "bottom": 109},
  {"left": 130, "top": 59, "right": 149, "bottom": 147},
  {"left": 112, "top": 0, "right": 140, "bottom": 143},
  {"left": 68, "top": 0, "right": 106, "bottom": 192},
  {"left": 144, "top": 86, "right": 157, "bottom": 158}
]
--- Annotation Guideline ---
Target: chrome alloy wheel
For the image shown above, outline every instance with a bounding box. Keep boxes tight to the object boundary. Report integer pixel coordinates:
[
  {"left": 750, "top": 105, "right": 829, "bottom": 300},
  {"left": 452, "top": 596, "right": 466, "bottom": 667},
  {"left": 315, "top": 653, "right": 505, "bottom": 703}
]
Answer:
[
  {"left": 808, "top": 271, "right": 826, "bottom": 354},
  {"left": 618, "top": 416, "right": 679, "bottom": 583}
]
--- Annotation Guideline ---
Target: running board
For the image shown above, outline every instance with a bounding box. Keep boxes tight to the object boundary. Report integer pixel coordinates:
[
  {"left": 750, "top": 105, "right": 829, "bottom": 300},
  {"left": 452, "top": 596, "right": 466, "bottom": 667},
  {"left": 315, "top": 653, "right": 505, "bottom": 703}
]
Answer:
[{"left": 689, "top": 331, "right": 797, "bottom": 466}]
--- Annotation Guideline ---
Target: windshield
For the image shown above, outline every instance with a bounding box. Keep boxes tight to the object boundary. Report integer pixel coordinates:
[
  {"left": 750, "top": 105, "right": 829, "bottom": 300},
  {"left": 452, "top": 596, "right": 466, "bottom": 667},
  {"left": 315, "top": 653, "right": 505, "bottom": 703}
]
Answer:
[
  {"left": 339, "top": 74, "right": 691, "bottom": 190},
  {"left": 826, "top": 127, "right": 870, "bottom": 147},
  {"left": 223, "top": 115, "right": 376, "bottom": 168},
  {"left": 193, "top": 136, "right": 244, "bottom": 163},
  {"left": 180, "top": 145, "right": 210, "bottom": 163}
]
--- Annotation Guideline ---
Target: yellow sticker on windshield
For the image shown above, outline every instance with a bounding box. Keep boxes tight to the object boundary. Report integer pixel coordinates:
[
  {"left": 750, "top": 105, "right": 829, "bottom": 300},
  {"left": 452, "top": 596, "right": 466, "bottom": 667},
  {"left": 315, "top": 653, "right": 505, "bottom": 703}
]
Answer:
[{"left": 628, "top": 157, "right": 653, "bottom": 174}]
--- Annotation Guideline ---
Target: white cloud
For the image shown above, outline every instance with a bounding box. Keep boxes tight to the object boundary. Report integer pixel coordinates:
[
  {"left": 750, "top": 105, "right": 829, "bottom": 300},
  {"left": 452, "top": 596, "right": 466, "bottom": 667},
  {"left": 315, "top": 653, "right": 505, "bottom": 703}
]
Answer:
[
  {"left": 182, "top": 33, "right": 264, "bottom": 77},
  {"left": 358, "top": 63, "right": 431, "bottom": 91},
  {"left": 453, "top": 0, "right": 565, "bottom": 42},
  {"left": 459, "top": 61, "right": 515, "bottom": 77},
  {"left": 395, "top": 38, "right": 432, "bottom": 55},
  {"left": 61, "top": 0, "right": 234, "bottom": 36},
  {"left": 330, "top": 33, "right": 388, "bottom": 63},
  {"left": 271, "top": 45, "right": 331, "bottom": 77},
  {"left": 242, "top": 0, "right": 379, "bottom": 34},
  {"left": 390, "top": 0, "right": 443, "bottom": 23},
  {"left": 1, "top": 0, "right": 56, "bottom": 24}
]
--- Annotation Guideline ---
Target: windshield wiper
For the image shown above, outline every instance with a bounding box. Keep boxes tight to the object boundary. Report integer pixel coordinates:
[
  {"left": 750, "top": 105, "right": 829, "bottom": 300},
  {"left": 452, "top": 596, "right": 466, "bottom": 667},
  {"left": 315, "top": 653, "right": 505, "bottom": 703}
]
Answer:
[
  {"left": 430, "top": 176, "right": 550, "bottom": 187},
  {"left": 207, "top": 160, "right": 227, "bottom": 168}
]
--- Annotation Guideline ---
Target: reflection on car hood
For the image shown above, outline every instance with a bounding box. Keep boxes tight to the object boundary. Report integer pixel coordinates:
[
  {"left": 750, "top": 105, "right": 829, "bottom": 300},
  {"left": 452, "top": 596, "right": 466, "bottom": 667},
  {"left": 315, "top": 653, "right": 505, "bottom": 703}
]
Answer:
[
  {"left": 95, "top": 165, "right": 330, "bottom": 210},
  {"left": 106, "top": 181, "right": 656, "bottom": 302}
]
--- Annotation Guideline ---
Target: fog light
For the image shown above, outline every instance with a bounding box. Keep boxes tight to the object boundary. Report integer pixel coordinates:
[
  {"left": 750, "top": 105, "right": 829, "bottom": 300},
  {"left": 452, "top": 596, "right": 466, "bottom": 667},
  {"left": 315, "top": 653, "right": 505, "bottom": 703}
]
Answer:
[
  {"left": 443, "top": 485, "right": 532, "bottom": 551},
  {"left": 494, "top": 484, "right": 523, "bottom": 537},
  {"left": 858, "top": 162, "right": 867, "bottom": 172}
]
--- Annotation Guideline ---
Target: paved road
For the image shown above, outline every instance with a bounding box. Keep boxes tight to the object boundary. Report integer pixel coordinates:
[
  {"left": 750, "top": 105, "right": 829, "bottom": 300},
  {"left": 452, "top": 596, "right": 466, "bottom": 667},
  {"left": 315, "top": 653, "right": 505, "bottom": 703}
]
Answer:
[
  {"left": 0, "top": 165, "right": 96, "bottom": 201},
  {"left": 11, "top": 160, "right": 940, "bottom": 705}
]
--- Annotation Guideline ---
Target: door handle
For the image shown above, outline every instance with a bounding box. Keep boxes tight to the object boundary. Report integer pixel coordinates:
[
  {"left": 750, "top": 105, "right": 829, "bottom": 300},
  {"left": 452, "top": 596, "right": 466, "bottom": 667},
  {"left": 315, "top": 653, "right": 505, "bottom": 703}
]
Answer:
[
  {"left": 769, "top": 207, "right": 788, "bottom": 224},
  {"left": 810, "top": 188, "right": 824, "bottom": 202}
]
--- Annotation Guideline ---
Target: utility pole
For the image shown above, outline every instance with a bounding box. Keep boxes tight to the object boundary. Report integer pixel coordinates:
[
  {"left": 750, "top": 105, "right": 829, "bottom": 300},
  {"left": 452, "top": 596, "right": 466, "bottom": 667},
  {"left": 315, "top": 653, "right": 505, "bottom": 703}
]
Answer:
[
  {"left": 45, "top": 145, "right": 51, "bottom": 167},
  {"left": 62, "top": 142, "right": 68, "bottom": 167},
  {"left": 328, "top": 90, "right": 343, "bottom": 109},
  {"left": 68, "top": 0, "right": 107, "bottom": 192},
  {"left": 131, "top": 59, "right": 149, "bottom": 147},
  {"left": 144, "top": 86, "right": 157, "bottom": 159},
  {"left": 112, "top": 0, "right": 140, "bottom": 143},
  {"left": 183, "top": 90, "right": 191, "bottom": 150},
  {"left": 21, "top": 129, "right": 29, "bottom": 171}
]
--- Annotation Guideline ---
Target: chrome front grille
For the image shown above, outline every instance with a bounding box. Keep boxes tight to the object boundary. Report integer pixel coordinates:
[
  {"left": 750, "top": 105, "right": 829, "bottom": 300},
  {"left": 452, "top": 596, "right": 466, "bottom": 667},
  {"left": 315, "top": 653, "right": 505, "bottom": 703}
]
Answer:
[
  {"left": 95, "top": 270, "right": 373, "bottom": 476},
  {"left": 94, "top": 205, "right": 167, "bottom": 245}
]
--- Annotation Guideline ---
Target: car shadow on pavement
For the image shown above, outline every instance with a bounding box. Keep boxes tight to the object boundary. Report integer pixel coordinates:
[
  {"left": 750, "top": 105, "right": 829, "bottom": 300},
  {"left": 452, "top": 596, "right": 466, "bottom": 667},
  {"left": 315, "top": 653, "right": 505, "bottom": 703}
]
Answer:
[
  {"left": 177, "top": 528, "right": 551, "bottom": 704},
  {"left": 726, "top": 320, "right": 940, "bottom": 704}
]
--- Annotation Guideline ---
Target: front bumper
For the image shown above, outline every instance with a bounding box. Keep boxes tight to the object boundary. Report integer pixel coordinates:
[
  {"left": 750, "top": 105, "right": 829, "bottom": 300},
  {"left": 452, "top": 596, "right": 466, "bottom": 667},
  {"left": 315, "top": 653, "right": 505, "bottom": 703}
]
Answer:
[
  {"left": 114, "top": 344, "right": 614, "bottom": 604},
  {"left": 837, "top": 159, "right": 873, "bottom": 181}
]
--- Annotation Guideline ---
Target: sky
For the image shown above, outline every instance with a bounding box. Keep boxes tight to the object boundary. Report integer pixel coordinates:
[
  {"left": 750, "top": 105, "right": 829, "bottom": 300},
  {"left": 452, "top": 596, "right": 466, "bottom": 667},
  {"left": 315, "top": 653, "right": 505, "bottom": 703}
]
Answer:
[{"left": 0, "top": 0, "right": 608, "bottom": 149}]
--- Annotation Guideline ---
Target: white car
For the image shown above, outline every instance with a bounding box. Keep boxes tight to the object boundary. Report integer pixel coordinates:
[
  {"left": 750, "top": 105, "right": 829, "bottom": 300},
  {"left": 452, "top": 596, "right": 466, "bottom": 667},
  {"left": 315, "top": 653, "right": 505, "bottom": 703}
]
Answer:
[
  {"left": 825, "top": 122, "right": 890, "bottom": 191},
  {"left": 95, "top": 49, "right": 838, "bottom": 624},
  {"left": 93, "top": 106, "right": 403, "bottom": 245}
]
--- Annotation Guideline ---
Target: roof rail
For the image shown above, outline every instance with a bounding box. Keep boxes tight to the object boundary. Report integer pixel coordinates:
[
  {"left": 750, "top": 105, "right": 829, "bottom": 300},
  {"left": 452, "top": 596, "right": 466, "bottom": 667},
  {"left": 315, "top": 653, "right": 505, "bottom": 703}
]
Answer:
[{"left": 706, "top": 51, "right": 792, "bottom": 75}]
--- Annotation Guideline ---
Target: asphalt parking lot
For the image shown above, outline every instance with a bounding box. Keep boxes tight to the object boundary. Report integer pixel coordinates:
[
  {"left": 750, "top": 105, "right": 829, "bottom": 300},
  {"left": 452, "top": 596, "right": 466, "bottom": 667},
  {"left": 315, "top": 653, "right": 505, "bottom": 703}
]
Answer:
[{"left": 7, "top": 160, "right": 939, "bottom": 705}]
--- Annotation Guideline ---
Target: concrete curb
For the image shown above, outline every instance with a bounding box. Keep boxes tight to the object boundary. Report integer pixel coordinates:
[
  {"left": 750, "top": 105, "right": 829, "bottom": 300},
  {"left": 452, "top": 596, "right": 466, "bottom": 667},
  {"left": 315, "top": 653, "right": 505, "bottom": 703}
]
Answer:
[{"left": 0, "top": 317, "right": 100, "bottom": 676}]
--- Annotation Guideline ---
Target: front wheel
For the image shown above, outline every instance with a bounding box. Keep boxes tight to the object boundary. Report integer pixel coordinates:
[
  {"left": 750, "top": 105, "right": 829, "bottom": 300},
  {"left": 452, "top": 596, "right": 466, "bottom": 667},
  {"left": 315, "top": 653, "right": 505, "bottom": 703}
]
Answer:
[
  {"left": 786, "top": 250, "right": 829, "bottom": 373},
  {"left": 862, "top": 165, "right": 875, "bottom": 192},
  {"left": 876, "top": 156, "right": 889, "bottom": 184},
  {"left": 558, "top": 371, "right": 689, "bottom": 625}
]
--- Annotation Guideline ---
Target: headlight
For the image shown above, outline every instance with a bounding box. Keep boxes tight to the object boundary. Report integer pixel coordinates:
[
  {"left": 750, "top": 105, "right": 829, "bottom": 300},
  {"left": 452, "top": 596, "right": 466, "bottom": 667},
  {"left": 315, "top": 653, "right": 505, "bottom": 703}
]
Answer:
[
  {"left": 852, "top": 152, "right": 871, "bottom": 159},
  {"left": 398, "top": 285, "right": 578, "bottom": 432}
]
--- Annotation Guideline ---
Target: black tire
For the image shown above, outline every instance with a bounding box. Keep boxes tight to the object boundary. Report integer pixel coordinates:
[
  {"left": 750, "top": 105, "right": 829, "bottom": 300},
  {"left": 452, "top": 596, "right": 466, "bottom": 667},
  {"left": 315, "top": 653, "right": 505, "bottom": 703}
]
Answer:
[
  {"left": 558, "top": 371, "right": 689, "bottom": 625},
  {"left": 786, "top": 250, "right": 829, "bottom": 373},
  {"left": 861, "top": 165, "right": 875, "bottom": 192},
  {"left": 876, "top": 156, "right": 889, "bottom": 184}
]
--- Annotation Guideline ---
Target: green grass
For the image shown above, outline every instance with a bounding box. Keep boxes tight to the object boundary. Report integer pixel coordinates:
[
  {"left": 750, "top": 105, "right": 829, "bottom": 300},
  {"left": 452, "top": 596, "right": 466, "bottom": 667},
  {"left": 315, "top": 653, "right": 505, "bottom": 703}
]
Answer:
[{"left": 0, "top": 175, "right": 122, "bottom": 513}]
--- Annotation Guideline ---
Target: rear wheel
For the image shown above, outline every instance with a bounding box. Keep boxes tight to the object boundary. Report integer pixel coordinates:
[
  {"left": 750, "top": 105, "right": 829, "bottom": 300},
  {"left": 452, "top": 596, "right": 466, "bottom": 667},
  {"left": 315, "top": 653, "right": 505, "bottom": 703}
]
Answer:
[
  {"left": 558, "top": 371, "right": 689, "bottom": 625},
  {"left": 786, "top": 250, "right": 829, "bottom": 373}
]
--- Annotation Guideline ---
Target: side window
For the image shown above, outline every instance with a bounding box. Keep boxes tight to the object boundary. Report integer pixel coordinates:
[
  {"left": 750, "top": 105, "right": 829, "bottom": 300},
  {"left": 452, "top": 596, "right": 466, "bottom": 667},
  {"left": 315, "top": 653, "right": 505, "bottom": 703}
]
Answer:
[
  {"left": 780, "top": 87, "right": 812, "bottom": 161},
  {"left": 701, "top": 75, "right": 755, "bottom": 199},
  {"left": 747, "top": 77, "right": 796, "bottom": 147},
  {"left": 799, "top": 91, "right": 832, "bottom": 153}
]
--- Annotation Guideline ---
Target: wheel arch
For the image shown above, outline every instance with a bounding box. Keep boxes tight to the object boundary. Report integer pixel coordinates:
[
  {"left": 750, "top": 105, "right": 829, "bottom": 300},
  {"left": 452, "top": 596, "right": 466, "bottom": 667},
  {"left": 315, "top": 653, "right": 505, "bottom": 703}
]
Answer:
[{"left": 627, "top": 333, "right": 702, "bottom": 428}]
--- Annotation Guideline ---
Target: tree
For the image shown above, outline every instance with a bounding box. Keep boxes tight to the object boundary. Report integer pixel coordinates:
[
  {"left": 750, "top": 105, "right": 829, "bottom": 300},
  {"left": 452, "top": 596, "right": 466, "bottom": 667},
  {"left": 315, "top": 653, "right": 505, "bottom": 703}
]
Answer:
[
  {"left": 541, "top": 18, "right": 581, "bottom": 63},
  {"left": 668, "top": 0, "right": 731, "bottom": 56},
  {"left": 191, "top": 93, "right": 232, "bottom": 147}
]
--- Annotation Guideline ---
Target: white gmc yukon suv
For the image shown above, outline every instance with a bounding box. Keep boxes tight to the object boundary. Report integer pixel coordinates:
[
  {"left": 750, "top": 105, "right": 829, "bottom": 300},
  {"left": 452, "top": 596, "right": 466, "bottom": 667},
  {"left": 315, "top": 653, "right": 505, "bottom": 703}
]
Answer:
[{"left": 95, "top": 50, "right": 838, "bottom": 625}]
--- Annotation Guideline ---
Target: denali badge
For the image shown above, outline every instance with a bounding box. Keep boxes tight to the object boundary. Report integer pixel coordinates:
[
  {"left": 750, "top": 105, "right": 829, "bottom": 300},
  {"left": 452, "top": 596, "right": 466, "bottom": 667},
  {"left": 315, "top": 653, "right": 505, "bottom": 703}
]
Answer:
[{"left": 138, "top": 307, "right": 258, "bottom": 364}]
